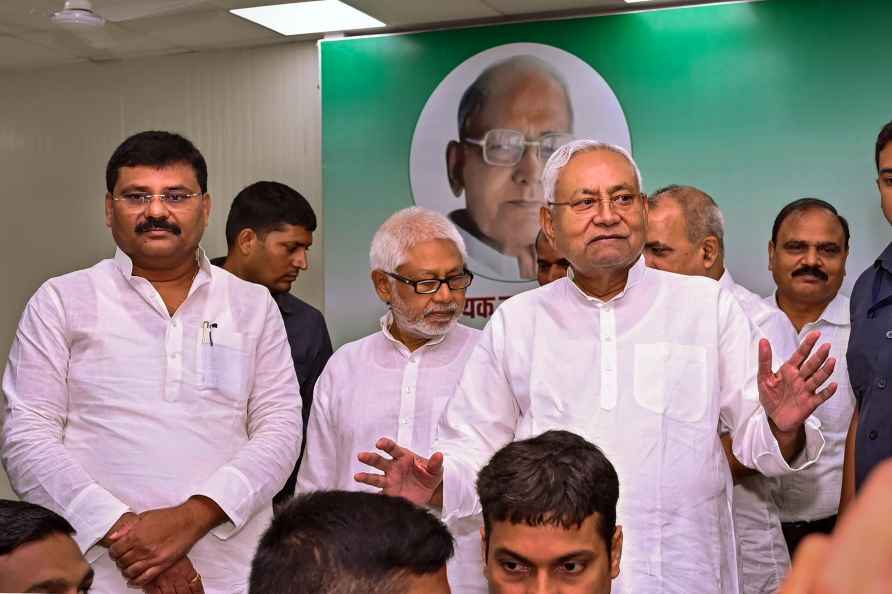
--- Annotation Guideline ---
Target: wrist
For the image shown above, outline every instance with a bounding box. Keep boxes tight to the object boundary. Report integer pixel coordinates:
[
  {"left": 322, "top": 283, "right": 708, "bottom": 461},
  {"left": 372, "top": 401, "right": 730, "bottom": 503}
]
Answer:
[{"left": 183, "top": 496, "right": 226, "bottom": 536}]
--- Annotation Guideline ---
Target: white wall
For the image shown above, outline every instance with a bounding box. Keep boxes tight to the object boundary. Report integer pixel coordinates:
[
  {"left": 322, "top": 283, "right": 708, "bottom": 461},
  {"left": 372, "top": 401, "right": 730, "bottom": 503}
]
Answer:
[{"left": 0, "top": 41, "right": 322, "bottom": 499}]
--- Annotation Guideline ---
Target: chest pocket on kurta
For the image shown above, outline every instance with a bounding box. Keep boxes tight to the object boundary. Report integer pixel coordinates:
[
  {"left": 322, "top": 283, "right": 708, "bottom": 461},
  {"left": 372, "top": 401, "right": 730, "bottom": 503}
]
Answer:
[
  {"left": 633, "top": 343, "right": 708, "bottom": 424},
  {"left": 198, "top": 329, "right": 251, "bottom": 406}
]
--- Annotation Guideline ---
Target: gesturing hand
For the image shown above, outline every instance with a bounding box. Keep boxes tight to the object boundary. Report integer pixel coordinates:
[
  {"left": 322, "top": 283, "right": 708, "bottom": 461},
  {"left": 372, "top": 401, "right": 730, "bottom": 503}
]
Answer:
[
  {"left": 354, "top": 437, "right": 444, "bottom": 507},
  {"left": 143, "top": 556, "right": 204, "bottom": 594},
  {"left": 758, "top": 330, "right": 837, "bottom": 433}
]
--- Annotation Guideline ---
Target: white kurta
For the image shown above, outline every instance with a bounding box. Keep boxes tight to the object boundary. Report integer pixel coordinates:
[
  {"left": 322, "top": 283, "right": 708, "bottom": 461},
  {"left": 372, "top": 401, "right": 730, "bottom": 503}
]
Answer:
[
  {"left": 764, "top": 292, "right": 856, "bottom": 522},
  {"left": 435, "top": 257, "right": 824, "bottom": 594},
  {"left": 721, "top": 271, "right": 796, "bottom": 594},
  {"left": 297, "top": 314, "right": 484, "bottom": 594},
  {"left": 1, "top": 249, "right": 302, "bottom": 594}
]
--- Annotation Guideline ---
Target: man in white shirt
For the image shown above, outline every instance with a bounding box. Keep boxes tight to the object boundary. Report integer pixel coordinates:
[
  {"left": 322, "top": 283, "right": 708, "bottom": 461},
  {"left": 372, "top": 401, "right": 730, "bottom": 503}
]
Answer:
[
  {"left": 765, "top": 198, "right": 856, "bottom": 556},
  {"left": 644, "top": 185, "right": 796, "bottom": 594},
  {"left": 355, "top": 140, "right": 838, "bottom": 594},
  {"left": 297, "top": 206, "right": 483, "bottom": 593},
  {"left": 1, "top": 131, "right": 301, "bottom": 594}
]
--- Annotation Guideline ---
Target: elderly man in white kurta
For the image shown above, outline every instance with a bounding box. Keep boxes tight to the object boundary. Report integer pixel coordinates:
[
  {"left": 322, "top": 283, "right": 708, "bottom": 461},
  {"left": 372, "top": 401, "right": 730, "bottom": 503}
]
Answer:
[
  {"left": 1, "top": 131, "right": 301, "bottom": 594},
  {"left": 297, "top": 207, "right": 484, "bottom": 594},
  {"left": 355, "top": 140, "right": 839, "bottom": 594}
]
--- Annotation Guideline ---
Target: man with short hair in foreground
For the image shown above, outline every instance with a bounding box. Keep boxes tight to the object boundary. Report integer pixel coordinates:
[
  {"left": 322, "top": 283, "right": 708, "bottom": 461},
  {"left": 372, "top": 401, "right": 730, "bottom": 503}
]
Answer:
[
  {"left": 477, "top": 430, "right": 622, "bottom": 594},
  {"left": 0, "top": 499, "right": 96, "bottom": 594},
  {"left": 214, "top": 180, "right": 333, "bottom": 502},
  {"left": 534, "top": 230, "right": 570, "bottom": 286},
  {"left": 249, "top": 490, "right": 453, "bottom": 594}
]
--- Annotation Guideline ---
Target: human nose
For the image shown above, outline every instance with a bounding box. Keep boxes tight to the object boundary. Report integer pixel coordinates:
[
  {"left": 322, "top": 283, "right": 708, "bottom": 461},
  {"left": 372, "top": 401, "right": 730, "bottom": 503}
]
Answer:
[
  {"left": 589, "top": 196, "right": 621, "bottom": 226},
  {"left": 293, "top": 249, "right": 309, "bottom": 270},
  {"left": 144, "top": 194, "right": 171, "bottom": 218},
  {"left": 527, "top": 573, "right": 557, "bottom": 594},
  {"left": 431, "top": 279, "right": 453, "bottom": 302},
  {"left": 512, "top": 144, "right": 544, "bottom": 186},
  {"left": 803, "top": 246, "right": 820, "bottom": 266}
]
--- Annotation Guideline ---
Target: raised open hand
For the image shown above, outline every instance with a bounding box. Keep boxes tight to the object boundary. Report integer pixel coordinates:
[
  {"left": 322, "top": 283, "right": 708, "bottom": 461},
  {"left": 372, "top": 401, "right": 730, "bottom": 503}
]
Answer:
[
  {"left": 758, "top": 330, "right": 837, "bottom": 433},
  {"left": 354, "top": 437, "right": 444, "bottom": 507}
]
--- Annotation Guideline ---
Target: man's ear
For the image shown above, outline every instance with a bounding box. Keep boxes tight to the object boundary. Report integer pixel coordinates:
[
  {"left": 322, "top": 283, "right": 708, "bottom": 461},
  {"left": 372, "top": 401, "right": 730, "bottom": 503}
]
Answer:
[
  {"left": 105, "top": 193, "right": 114, "bottom": 228},
  {"left": 236, "top": 228, "right": 258, "bottom": 257},
  {"left": 767, "top": 241, "right": 776, "bottom": 272},
  {"left": 701, "top": 236, "right": 721, "bottom": 273},
  {"left": 540, "top": 206, "right": 556, "bottom": 246},
  {"left": 446, "top": 140, "right": 466, "bottom": 198},
  {"left": 372, "top": 270, "right": 393, "bottom": 305},
  {"left": 610, "top": 525, "right": 623, "bottom": 580}
]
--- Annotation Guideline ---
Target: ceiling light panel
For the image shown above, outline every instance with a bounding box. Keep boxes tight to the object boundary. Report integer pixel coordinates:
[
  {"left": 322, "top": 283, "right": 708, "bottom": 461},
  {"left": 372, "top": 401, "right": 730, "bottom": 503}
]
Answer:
[{"left": 230, "top": 1, "right": 385, "bottom": 35}]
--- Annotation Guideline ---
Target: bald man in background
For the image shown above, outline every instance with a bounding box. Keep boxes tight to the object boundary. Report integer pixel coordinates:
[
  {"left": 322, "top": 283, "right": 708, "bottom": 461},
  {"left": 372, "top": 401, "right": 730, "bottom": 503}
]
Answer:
[
  {"left": 645, "top": 185, "right": 796, "bottom": 594},
  {"left": 446, "top": 55, "right": 574, "bottom": 281}
]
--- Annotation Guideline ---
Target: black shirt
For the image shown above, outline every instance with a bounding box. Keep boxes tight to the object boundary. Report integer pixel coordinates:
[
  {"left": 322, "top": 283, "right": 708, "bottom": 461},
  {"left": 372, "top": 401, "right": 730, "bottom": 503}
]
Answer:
[
  {"left": 210, "top": 257, "right": 333, "bottom": 502},
  {"left": 847, "top": 241, "right": 892, "bottom": 490}
]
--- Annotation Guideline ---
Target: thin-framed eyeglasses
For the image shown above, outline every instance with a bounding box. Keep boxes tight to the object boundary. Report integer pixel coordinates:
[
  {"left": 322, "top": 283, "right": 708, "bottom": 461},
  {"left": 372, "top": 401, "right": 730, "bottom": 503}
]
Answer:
[
  {"left": 112, "top": 192, "right": 205, "bottom": 208},
  {"left": 548, "top": 192, "right": 644, "bottom": 214},
  {"left": 386, "top": 269, "right": 474, "bottom": 294},
  {"left": 463, "top": 129, "right": 574, "bottom": 167}
]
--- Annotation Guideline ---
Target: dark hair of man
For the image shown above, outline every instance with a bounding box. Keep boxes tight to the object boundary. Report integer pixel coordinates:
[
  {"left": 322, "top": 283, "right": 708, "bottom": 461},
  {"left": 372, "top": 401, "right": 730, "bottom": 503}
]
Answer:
[
  {"left": 476, "top": 430, "right": 620, "bottom": 556},
  {"left": 457, "top": 55, "right": 574, "bottom": 139},
  {"left": 249, "top": 490, "right": 454, "bottom": 594},
  {"left": 0, "top": 499, "right": 76, "bottom": 556},
  {"left": 106, "top": 130, "right": 208, "bottom": 193},
  {"left": 771, "top": 197, "right": 850, "bottom": 249},
  {"left": 224, "top": 181, "right": 317, "bottom": 250},
  {"left": 875, "top": 120, "right": 892, "bottom": 171}
]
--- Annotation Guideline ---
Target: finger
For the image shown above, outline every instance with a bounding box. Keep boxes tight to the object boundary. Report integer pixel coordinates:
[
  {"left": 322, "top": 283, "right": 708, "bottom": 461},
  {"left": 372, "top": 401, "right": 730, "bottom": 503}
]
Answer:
[
  {"left": 108, "top": 535, "right": 135, "bottom": 559},
  {"left": 375, "top": 437, "right": 412, "bottom": 461},
  {"left": 124, "top": 559, "right": 155, "bottom": 580},
  {"left": 353, "top": 472, "right": 387, "bottom": 488},
  {"left": 357, "top": 451, "right": 392, "bottom": 472},
  {"left": 757, "top": 338, "right": 774, "bottom": 380},
  {"left": 798, "top": 343, "right": 832, "bottom": 380},
  {"left": 426, "top": 451, "right": 444, "bottom": 477},
  {"left": 803, "top": 355, "right": 836, "bottom": 393},
  {"left": 777, "top": 534, "right": 831, "bottom": 594},
  {"left": 189, "top": 575, "right": 204, "bottom": 594},
  {"left": 787, "top": 331, "right": 821, "bottom": 369},
  {"left": 116, "top": 548, "right": 147, "bottom": 570},
  {"left": 813, "top": 382, "right": 838, "bottom": 405},
  {"left": 130, "top": 565, "right": 167, "bottom": 588}
]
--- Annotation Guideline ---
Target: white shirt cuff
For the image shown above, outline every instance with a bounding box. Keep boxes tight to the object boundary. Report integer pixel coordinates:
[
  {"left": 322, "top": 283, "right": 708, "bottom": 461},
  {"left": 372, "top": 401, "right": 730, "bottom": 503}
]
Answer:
[
  {"left": 753, "top": 410, "right": 825, "bottom": 476},
  {"left": 195, "top": 465, "right": 254, "bottom": 540},
  {"left": 66, "top": 483, "right": 131, "bottom": 560}
]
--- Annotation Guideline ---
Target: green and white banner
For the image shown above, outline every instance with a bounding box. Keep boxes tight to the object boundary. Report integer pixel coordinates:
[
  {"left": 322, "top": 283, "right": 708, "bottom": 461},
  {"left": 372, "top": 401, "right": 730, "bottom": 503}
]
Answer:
[{"left": 323, "top": 0, "right": 890, "bottom": 346}]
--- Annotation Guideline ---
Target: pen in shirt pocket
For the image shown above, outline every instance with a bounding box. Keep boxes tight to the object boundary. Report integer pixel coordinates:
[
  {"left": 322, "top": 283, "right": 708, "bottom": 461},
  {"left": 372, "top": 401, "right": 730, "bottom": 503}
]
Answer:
[{"left": 202, "top": 321, "right": 218, "bottom": 346}]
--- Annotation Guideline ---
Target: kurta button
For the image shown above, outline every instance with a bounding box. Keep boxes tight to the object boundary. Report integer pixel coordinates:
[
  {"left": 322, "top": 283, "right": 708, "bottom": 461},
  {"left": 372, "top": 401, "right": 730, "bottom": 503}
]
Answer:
[
  {"left": 878, "top": 378, "right": 887, "bottom": 389},
  {"left": 869, "top": 430, "right": 879, "bottom": 440},
  {"left": 886, "top": 330, "right": 892, "bottom": 339}
]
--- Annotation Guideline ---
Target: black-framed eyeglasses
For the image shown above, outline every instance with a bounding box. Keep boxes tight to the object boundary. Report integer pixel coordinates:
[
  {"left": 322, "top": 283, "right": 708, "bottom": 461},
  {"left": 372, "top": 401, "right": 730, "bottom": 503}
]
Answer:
[
  {"left": 463, "top": 129, "right": 574, "bottom": 167},
  {"left": 386, "top": 269, "right": 474, "bottom": 294}
]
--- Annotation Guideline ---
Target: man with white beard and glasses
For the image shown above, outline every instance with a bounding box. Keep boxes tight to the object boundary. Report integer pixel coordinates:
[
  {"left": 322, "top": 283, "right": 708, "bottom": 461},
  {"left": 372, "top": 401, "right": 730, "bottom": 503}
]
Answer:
[
  {"left": 296, "top": 206, "right": 484, "bottom": 593},
  {"left": 355, "top": 140, "right": 839, "bottom": 594}
]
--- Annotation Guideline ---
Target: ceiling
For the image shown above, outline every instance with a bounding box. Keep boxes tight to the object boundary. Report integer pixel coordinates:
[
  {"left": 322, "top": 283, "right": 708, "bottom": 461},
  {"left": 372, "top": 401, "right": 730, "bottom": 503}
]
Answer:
[{"left": 0, "top": 0, "right": 742, "bottom": 72}]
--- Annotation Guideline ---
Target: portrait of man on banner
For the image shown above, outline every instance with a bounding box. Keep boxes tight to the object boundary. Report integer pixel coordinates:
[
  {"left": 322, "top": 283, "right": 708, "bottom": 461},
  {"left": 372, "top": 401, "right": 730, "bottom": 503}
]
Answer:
[{"left": 410, "top": 43, "right": 632, "bottom": 322}]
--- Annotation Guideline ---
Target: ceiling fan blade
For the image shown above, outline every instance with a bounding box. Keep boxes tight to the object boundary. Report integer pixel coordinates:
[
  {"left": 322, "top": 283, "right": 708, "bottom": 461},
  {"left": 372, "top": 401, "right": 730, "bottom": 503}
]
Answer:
[{"left": 94, "top": 0, "right": 211, "bottom": 23}]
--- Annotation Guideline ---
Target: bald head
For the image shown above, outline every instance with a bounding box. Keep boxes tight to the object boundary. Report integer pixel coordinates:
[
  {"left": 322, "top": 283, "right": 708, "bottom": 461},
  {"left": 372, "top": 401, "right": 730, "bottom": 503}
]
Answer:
[
  {"left": 644, "top": 185, "right": 725, "bottom": 280},
  {"left": 457, "top": 55, "right": 574, "bottom": 139}
]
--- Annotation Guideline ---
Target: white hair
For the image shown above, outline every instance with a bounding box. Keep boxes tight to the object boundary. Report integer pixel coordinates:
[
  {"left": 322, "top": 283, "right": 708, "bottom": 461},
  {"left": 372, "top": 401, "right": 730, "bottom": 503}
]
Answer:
[
  {"left": 369, "top": 206, "right": 467, "bottom": 272},
  {"left": 542, "top": 139, "right": 644, "bottom": 205}
]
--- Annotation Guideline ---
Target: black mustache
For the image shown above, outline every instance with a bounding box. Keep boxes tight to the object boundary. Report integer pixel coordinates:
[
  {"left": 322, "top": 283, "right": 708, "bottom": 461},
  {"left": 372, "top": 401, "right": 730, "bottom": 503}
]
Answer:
[
  {"left": 792, "top": 266, "right": 828, "bottom": 281},
  {"left": 136, "top": 217, "right": 182, "bottom": 236}
]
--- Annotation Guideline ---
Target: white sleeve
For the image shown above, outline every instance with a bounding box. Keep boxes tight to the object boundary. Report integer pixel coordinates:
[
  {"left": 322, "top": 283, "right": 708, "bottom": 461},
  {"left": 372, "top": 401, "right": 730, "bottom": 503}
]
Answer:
[
  {"left": 717, "top": 290, "right": 825, "bottom": 476},
  {"left": 198, "top": 292, "right": 302, "bottom": 539},
  {"left": 434, "top": 308, "right": 521, "bottom": 522},
  {"left": 1, "top": 282, "right": 130, "bottom": 557}
]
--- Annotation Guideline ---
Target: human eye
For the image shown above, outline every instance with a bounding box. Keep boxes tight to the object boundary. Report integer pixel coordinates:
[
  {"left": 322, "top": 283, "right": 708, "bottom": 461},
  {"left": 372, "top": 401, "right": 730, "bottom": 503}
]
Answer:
[
  {"left": 571, "top": 198, "right": 597, "bottom": 212},
  {"left": 164, "top": 192, "right": 191, "bottom": 204},
  {"left": 784, "top": 241, "right": 806, "bottom": 252},
  {"left": 499, "top": 559, "right": 529, "bottom": 575},
  {"left": 122, "top": 192, "right": 149, "bottom": 203},
  {"left": 559, "top": 560, "right": 587, "bottom": 574},
  {"left": 613, "top": 193, "right": 636, "bottom": 207},
  {"left": 882, "top": 175, "right": 892, "bottom": 187},
  {"left": 819, "top": 244, "right": 841, "bottom": 255},
  {"left": 415, "top": 279, "right": 440, "bottom": 293}
]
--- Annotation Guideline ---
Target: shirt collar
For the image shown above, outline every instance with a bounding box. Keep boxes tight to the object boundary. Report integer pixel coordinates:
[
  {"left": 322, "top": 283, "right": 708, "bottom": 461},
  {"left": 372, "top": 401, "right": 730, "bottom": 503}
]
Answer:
[
  {"left": 718, "top": 269, "right": 734, "bottom": 291},
  {"left": 566, "top": 254, "right": 647, "bottom": 305},
  {"left": 768, "top": 289, "right": 849, "bottom": 327},
  {"left": 113, "top": 246, "right": 212, "bottom": 285},
  {"left": 379, "top": 310, "right": 448, "bottom": 355},
  {"left": 875, "top": 241, "right": 892, "bottom": 272}
]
